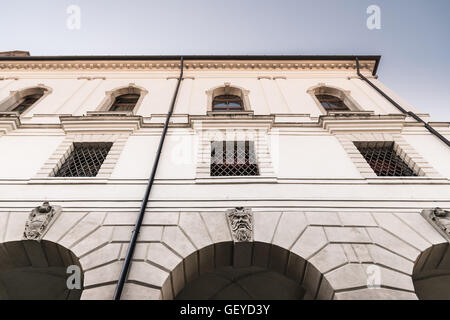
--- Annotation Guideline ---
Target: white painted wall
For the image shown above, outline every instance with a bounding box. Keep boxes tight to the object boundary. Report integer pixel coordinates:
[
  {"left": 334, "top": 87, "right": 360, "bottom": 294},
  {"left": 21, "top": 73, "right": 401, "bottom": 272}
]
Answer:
[
  {"left": 0, "top": 135, "right": 64, "bottom": 179},
  {"left": 272, "top": 135, "right": 362, "bottom": 179},
  {"left": 403, "top": 134, "right": 450, "bottom": 178},
  {"left": 0, "top": 70, "right": 416, "bottom": 117}
]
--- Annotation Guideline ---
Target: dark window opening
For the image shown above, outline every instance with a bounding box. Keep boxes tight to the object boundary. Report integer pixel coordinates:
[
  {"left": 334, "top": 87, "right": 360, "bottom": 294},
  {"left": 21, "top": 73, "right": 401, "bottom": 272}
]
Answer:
[
  {"left": 354, "top": 141, "right": 418, "bottom": 177},
  {"left": 212, "top": 95, "right": 244, "bottom": 112},
  {"left": 55, "top": 142, "right": 113, "bottom": 177},
  {"left": 12, "top": 93, "right": 43, "bottom": 114},
  {"left": 110, "top": 93, "right": 140, "bottom": 112},
  {"left": 211, "top": 141, "right": 259, "bottom": 176},
  {"left": 316, "top": 94, "right": 350, "bottom": 111}
]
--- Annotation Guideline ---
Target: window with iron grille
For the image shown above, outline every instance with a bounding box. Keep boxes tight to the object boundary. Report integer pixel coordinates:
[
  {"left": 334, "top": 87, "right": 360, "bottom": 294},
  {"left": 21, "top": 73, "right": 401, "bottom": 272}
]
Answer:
[
  {"left": 110, "top": 93, "right": 140, "bottom": 112},
  {"left": 210, "top": 141, "right": 259, "bottom": 176},
  {"left": 316, "top": 94, "right": 350, "bottom": 112},
  {"left": 354, "top": 141, "right": 418, "bottom": 177},
  {"left": 55, "top": 142, "right": 113, "bottom": 177},
  {"left": 11, "top": 93, "right": 43, "bottom": 114},
  {"left": 212, "top": 95, "right": 244, "bottom": 112}
]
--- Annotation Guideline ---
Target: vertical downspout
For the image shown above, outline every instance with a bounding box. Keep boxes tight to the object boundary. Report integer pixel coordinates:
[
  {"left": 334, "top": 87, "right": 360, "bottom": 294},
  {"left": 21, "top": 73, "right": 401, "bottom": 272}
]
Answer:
[
  {"left": 113, "top": 57, "right": 184, "bottom": 300},
  {"left": 355, "top": 58, "right": 450, "bottom": 148}
]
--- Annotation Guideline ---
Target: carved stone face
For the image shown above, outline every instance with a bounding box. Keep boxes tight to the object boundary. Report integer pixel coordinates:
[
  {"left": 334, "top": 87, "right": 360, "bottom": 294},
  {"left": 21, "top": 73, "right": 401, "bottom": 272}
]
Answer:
[{"left": 227, "top": 207, "right": 253, "bottom": 242}]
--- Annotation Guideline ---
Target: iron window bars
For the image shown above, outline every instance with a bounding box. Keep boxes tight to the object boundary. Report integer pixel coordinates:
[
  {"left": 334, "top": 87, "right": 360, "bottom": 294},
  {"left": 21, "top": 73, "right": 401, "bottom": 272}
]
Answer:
[
  {"left": 110, "top": 94, "right": 140, "bottom": 112},
  {"left": 212, "top": 95, "right": 244, "bottom": 112},
  {"left": 316, "top": 94, "right": 350, "bottom": 111},
  {"left": 12, "top": 93, "right": 43, "bottom": 114},
  {"left": 55, "top": 142, "right": 113, "bottom": 177},
  {"left": 210, "top": 141, "right": 259, "bottom": 176},
  {"left": 354, "top": 141, "right": 418, "bottom": 177}
]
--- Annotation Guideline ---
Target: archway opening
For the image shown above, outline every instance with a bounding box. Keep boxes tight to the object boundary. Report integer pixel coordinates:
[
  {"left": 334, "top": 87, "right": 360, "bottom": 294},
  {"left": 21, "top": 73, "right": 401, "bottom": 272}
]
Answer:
[
  {"left": 413, "top": 243, "right": 450, "bottom": 300},
  {"left": 168, "top": 242, "right": 331, "bottom": 300},
  {"left": 0, "top": 240, "right": 83, "bottom": 300}
]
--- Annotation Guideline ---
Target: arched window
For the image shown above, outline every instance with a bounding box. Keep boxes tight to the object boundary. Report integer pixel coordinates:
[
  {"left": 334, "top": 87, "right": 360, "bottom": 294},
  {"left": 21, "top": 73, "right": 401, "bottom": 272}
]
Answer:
[
  {"left": 11, "top": 93, "right": 43, "bottom": 114},
  {"left": 316, "top": 94, "right": 349, "bottom": 111},
  {"left": 308, "top": 84, "right": 362, "bottom": 114},
  {"left": 97, "top": 84, "right": 147, "bottom": 114},
  {"left": 109, "top": 93, "right": 140, "bottom": 112},
  {"left": 207, "top": 84, "right": 251, "bottom": 113},
  {"left": 212, "top": 94, "right": 244, "bottom": 112},
  {"left": 0, "top": 87, "right": 48, "bottom": 115}
]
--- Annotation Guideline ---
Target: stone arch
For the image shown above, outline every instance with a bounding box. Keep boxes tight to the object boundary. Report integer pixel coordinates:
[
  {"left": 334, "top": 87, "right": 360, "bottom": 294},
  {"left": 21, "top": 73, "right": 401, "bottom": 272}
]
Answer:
[
  {"left": 118, "top": 211, "right": 440, "bottom": 300},
  {"left": 412, "top": 242, "right": 450, "bottom": 300},
  {"left": 307, "top": 83, "right": 363, "bottom": 114},
  {"left": 166, "top": 241, "right": 332, "bottom": 300},
  {"left": 206, "top": 83, "right": 251, "bottom": 113},
  {"left": 0, "top": 209, "right": 122, "bottom": 300},
  {"left": 0, "top": 84, "right": 52, "bottom": 115},
  {"left": 96, "top": 83, "right": 148, "bottom": 114},
  {"left": 0, "top": 240, "right": 83, "bottom": 300}
]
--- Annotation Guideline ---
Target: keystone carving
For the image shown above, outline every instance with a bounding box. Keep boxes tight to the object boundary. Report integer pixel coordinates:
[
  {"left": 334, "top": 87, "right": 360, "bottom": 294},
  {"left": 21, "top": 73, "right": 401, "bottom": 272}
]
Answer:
[
  {"left": 226, "top": 207, "right": 253, "bottom": 242},
  {"left": 421, "top": 208, "right": 450, "bottom": 242},
  {"left": 23, "top": 202, "right": 61, "bottom": 241}
]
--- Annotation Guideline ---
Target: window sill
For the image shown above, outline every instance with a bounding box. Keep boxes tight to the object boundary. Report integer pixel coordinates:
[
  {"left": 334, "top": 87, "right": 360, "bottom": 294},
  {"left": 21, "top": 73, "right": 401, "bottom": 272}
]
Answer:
[
  {"left": 29, "top": 177, "right": 109, "bottom": 184},
  {"left": 196, "top": 176, "right": 277, "bottom": 184},
  {"left": 86, "top": 111, "right": 134, "bottom": 117},
  {"left": 325, "top": 110, "right": 374, "bottom": 116},
  {"left": 0, "top": 111, "right": 20, "bottom": 117},
  {"left": 207, "top": 111, "right": 254, "bottom": 117}
]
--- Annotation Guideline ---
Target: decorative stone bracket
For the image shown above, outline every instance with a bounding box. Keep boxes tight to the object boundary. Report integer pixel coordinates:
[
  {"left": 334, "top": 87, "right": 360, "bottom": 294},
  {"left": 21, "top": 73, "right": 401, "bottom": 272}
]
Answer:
[
  {"left": 23, "top": 202, "right": 61, "bottom": 241},
  {"left": 226, "top": 207, "right": 253, "bottom": 242},
  {"left": 421, "top": 208, "right": 450, "bottom": 242}
]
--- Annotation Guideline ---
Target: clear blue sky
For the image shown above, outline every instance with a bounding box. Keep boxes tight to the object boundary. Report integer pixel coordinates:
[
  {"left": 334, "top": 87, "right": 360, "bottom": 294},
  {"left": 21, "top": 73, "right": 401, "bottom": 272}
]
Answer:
[{"left": 1, "top": 0, "right": 449, "bottom": 120}]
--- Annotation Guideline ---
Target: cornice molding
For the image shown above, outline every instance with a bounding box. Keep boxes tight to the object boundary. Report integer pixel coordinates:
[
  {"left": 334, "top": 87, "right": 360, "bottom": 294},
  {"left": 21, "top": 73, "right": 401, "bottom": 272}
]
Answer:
[
  {"left": 0, "top": 60, "right": 376, "bottom": 73},
  {"left": 1, "top": 113, "right": 433, "bottom": 134}
]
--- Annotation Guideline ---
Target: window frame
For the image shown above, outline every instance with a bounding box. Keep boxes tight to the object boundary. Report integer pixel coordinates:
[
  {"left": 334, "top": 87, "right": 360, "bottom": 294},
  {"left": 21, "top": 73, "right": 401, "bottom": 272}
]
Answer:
[
  {"left": 206, "top": 84, "right": 252, "bottom": 114},
  {"left": 210, "top": 140, "right": 260, "bottom": 177},
  {"left": 109, "top": 93, "right": 141, "bottom": 112},
  {"left": 353, "top": 141, "right": 418, "bottom": 177},
  {"left": 34, "top": 133, "right": 128, "bottom": 181},
  {"left": 0, "top": 86, "right": 51, "bottom": 116},
  {"left": 97, "top": 84, "right": 148, "bottom": 115},
  {"left": 54, "top": 142, "right": 114, "bottom": 177},
  {"left": 307, "top": 84, "right": 364, "bottom": 115},
  {"left": 212, "top": 94, "right": 245, "bottom": 112},
  {"left": 335, "top": 133, "right": 441, "bottom": 179}
]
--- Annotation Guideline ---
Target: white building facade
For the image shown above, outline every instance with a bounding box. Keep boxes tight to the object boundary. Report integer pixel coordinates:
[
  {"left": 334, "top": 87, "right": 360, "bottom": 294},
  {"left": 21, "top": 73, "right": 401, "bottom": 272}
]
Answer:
[{"left": 0, "top": 55, "right": 449, "bottom": 300}]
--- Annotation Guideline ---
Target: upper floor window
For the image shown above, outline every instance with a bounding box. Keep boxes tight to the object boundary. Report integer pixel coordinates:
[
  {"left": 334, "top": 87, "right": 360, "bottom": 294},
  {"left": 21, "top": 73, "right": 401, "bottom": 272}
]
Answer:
[
  {"left": 0, "top": 87, "right": 48, "bottom": 115},
  {"left": 97, "top": 84, "right": 147, "bottom": 114},
  {"left": 109, "top": 93, "right": 140, "bottom": 112},
  {"left": 212, "top": 94, "right": 244, "bottom": 112},
  {"left": 207, "top": 84, "right": 251, "bottom": 113},
  {"left": 316, "top": 94, "right": 350, "bottom": 112},
  {"left": 308, "top": 84, "right": 363, "bottom": 114}
]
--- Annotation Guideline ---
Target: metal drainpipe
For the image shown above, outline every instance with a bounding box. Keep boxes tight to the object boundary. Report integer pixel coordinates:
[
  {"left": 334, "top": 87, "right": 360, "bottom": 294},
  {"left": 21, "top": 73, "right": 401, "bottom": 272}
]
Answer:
[
  {"left": 113, "top": 57, "right": 184, "bottom": 300},
  {"left": 355, "top": 57, "right": 450, "bottom": 148}
]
